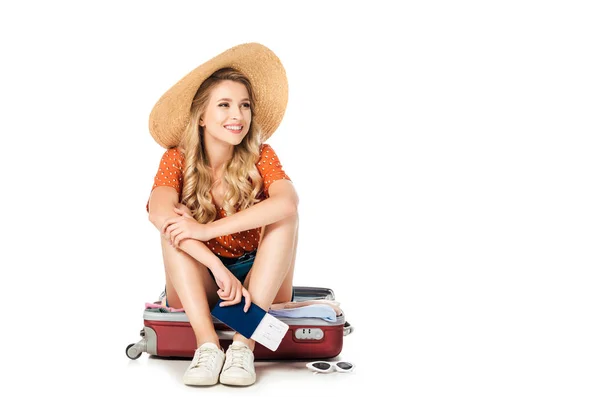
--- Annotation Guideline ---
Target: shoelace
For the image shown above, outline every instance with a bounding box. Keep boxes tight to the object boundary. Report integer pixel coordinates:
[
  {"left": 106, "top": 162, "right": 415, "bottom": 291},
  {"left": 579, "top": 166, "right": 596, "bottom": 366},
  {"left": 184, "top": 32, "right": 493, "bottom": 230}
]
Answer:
[
  {"left": 229, "top": 346, "right": 250, "bottom": 369},
  {"left": 191, "top": 348, "right": 218, "bottom": 370}
]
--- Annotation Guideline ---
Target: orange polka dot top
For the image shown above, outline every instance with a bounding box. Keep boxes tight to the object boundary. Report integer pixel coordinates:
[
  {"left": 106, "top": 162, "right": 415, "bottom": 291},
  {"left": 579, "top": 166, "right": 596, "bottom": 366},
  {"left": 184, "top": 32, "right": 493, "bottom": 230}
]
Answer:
[{"left": 146, "top": 144, "right": 291, "bottom": 258}]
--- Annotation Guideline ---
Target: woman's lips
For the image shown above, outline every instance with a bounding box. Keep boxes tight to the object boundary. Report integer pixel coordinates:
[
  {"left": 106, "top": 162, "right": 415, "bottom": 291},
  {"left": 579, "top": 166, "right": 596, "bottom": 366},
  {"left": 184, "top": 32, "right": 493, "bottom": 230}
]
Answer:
[{"left": 224, "top": 125, "right": 243, "bottom": 134}]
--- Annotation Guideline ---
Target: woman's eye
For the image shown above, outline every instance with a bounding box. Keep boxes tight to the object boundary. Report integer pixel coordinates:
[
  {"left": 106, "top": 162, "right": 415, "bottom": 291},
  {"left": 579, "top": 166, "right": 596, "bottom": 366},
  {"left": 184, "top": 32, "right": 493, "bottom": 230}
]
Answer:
[{"left": 219, "top": 102, "right": 250, "bottom": 108}]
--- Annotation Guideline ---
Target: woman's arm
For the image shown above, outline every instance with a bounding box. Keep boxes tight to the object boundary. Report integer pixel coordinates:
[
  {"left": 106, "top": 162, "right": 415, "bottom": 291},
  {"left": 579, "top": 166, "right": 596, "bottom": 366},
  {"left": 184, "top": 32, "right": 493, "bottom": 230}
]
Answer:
[
  {"left": 148, "top": 186, "right": 252, "bottom": 309},
  {"left": 208, "top": 179, "right": 299, "bottom": 238},
  {"left": 148, "top": 187, "right": 223, "bottom": 270}
]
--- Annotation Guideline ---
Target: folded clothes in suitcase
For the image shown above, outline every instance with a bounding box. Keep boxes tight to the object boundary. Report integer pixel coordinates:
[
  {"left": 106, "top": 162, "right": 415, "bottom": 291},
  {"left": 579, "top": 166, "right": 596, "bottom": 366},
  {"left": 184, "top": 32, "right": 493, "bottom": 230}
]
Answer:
[{"left": 126, "top": 286, "right": 354, "bottom": 361}]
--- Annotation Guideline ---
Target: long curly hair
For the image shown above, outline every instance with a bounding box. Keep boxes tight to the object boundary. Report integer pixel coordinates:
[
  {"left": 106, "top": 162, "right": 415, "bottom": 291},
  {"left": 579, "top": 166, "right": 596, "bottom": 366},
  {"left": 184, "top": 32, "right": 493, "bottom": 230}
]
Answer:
[{"left": 178, "top": 68, "right": 264, "bottom": 223}]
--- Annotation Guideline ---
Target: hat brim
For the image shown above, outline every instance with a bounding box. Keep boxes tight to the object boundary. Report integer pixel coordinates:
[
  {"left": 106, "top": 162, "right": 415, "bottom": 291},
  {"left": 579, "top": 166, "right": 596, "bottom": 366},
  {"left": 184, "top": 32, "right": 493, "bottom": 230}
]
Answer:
[{"left": 149, "top": 42, "right": 288, "bottom": 148}]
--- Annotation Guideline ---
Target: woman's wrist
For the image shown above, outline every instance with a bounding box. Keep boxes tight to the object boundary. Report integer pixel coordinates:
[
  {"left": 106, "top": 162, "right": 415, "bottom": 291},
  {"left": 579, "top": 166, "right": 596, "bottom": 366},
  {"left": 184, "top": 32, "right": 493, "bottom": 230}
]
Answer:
[
  {"left": 190, "top": 220, "right": 216, "bottom": 242},
  {"left": 205, "top": 220, "right": 220, "bottom": 240},
  {"left": 207, "top": 260, "right": 225, "bottom": 273},
  {"left": 176, "top": 237, "right": 222, "bottom": 272}
]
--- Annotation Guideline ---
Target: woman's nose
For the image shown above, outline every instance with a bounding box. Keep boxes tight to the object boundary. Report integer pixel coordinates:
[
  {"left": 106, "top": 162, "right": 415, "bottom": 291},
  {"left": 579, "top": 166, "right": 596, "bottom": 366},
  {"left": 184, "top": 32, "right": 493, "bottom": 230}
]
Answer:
[{"left": 229, "top": 107, "right": 243, "bottom": 120}]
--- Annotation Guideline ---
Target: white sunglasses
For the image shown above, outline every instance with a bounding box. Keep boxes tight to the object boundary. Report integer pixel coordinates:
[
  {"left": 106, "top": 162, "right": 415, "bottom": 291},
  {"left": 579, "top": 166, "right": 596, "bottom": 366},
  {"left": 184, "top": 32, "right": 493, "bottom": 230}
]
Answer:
[{"left": 306, "top": 361, "right": 355, "bottom": 373}]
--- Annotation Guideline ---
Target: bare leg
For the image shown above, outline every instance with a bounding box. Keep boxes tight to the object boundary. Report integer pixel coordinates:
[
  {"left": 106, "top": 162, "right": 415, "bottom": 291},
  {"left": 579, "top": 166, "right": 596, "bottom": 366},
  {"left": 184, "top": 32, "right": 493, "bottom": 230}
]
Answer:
[
  {"left": 161, "top": 236, "right": 221, "bottom": 347},
  {"left": 233, "top": 213, "right": 299, "bottom": 350}
]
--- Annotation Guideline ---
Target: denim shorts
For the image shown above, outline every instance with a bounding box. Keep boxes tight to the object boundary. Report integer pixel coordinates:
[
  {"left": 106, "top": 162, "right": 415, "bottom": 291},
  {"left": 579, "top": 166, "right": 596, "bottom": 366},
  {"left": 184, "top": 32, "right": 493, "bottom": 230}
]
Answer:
[
  {"left": 214, "top": 250, "right": 294, "bottom": 302},
  {"left": 214, "top": 250, "right": 258, "bottom": 284}
]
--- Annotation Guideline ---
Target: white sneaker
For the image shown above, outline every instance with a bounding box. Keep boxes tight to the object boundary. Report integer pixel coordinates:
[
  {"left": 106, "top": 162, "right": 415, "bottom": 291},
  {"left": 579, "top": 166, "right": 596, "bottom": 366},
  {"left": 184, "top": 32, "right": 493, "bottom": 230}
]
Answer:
[
  {"left": 183, "top": 342, "right": 225, "bottom": 386},
  {"left": 219, "top": 341, "right": 256, "bottom": 386}
]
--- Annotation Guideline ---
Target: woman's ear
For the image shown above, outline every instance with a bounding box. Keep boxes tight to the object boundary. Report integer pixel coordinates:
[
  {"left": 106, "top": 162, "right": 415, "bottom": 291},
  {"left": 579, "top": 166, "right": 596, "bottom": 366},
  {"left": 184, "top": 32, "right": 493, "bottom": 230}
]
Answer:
[{"left": 199, "top": 119, "right": 204, "bottom": 127}]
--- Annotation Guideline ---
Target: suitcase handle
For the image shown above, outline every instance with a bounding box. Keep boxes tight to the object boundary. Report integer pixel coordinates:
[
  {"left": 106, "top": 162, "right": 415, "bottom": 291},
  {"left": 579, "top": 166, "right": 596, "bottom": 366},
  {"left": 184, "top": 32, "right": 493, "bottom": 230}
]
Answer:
[
  {"left": 343, "top": 321, "right": 354, "bottom": 336},
  {"left": 293, "top": 286, "right": 335, "bottom": 300}
]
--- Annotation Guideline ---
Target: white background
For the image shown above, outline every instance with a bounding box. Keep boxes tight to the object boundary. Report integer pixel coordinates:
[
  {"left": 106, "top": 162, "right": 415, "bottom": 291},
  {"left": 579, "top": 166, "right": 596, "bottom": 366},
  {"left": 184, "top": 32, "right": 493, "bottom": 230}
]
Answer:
[{"left": 1, "top": 0, "right": 599, "bottom": 398}]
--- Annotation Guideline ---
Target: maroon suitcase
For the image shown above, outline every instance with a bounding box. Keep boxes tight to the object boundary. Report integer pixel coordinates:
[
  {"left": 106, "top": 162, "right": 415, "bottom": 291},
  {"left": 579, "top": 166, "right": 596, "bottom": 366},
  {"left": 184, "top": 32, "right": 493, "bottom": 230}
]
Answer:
[{"left": 126, "top": 286, "right": 354, "bottom": 360}]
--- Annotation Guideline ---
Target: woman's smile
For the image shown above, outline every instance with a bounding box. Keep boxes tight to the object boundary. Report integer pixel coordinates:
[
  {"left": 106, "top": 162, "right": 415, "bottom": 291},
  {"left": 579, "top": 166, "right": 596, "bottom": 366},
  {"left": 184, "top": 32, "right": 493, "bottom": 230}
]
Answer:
[{"left": 224, "top": 124, "right": 244, "bottom": 134}]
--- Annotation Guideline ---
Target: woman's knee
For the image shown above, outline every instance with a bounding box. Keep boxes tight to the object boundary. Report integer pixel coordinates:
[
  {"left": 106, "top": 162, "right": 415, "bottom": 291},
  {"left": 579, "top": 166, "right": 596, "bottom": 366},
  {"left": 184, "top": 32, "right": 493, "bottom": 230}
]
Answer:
[
  {"left": 262, "top": 213, "right": 298, "bottom": 237},
  {"left": 160, "top": 236, "right": 191, "bottom": 268},
  {"left": 159, "top": 237, "right": 220, "bottom": 305},
  {"left": 272, "top": 285, "right": 294, "bottom": 304}
]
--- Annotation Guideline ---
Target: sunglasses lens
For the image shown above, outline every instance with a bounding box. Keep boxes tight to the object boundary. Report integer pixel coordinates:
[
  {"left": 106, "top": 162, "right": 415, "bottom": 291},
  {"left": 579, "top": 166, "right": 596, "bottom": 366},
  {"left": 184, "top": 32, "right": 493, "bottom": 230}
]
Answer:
[
  {"left": 312, "top": 362, "right": 331, "bottom": 371},
  {"left": 336, "top": 362, "right": 353, "bottom": 370}
]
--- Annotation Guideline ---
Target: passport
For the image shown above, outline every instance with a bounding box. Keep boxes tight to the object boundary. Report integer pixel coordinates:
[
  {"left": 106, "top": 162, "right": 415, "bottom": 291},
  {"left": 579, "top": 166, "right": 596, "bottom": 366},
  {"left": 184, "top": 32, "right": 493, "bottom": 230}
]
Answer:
[{"left": 211, "top": 299, "right": 289, "bottom": 351}]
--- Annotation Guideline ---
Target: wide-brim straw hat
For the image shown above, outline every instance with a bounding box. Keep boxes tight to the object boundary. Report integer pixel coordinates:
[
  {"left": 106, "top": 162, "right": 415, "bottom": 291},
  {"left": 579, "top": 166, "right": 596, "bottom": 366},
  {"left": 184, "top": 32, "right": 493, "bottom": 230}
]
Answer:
[{"left": 148, "top": 42, "right": 288, "bottom": 149}]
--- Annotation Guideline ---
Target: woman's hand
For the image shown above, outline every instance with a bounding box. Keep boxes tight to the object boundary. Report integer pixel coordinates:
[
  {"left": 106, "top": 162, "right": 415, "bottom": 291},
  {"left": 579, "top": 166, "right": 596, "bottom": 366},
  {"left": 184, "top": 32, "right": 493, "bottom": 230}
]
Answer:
[
  {"left": 161, "top": 207, "right": 214, "bottom": 247},
  {"left": 210, "top": 264, "right": 252, "bottom": 312},
  {"left": 174, "top": 202, "right": 193, "bottom": 216}
]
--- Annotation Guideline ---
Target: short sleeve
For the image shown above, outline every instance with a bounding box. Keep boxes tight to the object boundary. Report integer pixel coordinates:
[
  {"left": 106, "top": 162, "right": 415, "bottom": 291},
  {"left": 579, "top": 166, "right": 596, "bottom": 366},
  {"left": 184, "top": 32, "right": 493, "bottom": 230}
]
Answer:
[
  {"left": 256, "top": 144, "right": 291, "bottom": 197},
  {"left": 146, "top": 148, "right": 185, "bottom": 212}
]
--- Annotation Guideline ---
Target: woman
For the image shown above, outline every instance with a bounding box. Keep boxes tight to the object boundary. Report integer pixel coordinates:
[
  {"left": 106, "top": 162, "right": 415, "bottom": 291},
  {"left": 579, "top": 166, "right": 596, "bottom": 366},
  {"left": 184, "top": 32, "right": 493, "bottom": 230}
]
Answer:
[{"left": 146, "top": 43, "right": 299, "bottom": 387}]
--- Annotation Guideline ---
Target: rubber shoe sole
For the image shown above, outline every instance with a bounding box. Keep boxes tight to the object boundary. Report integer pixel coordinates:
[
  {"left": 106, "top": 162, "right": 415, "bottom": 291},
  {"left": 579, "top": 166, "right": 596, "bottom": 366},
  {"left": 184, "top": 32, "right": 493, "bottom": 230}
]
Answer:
[
  {"left": 219, "top": 372, "right": 256, "bottom": 386},
  {"left": 183, "top": 374, "right": 220, "bottom": 386}
]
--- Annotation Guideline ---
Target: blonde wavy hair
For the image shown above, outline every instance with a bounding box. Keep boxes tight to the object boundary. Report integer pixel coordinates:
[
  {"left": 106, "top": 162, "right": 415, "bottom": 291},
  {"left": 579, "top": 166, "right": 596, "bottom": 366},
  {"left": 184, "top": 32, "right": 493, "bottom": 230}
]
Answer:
[{"left": 178, "top": 68, "right": 264, "bottom": 223}]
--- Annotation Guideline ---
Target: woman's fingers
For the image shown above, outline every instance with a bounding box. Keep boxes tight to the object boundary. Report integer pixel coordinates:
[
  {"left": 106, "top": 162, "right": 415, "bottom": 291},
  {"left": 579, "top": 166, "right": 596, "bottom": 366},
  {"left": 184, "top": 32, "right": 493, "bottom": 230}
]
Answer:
[
  {"left": 162, "top": 217, "right": 183, "bottom": 234},
  {"left": 217, "top": 285, "right": 226, "bottom": 298},
  {"left": 172, "top": 228, "right": 190, "bottom": 247},
  {"left": 242, "top": 288, "right": 252, "bottom": 312},
  {"left": 232, "top": 287, "right": 242, "bottom": 305},
  {"left": 227, "top": 277, "right": 240, "bottom": 301},
  {"left": 221, "top": 285, "right": 244, "bottom": 307},
  {"left": 220, "top": 287, "right": 242, "bottom": 307},
  {"left": 225, "top": 286, "right": 236, "bottom": 301},
  {"left": 170, "top": 227, "right": 181, "bottom": 239},
  {"left": 173, "top": 232, "right": 183, "bottom": 247},
  {"left": 219, "top": 280, "right": 247, "bottom": 305},
  {"left": 163, "top": 225, "right": 176, "bottom": 242},
  {"left": 169, "top": 228, "right": 182, "bottom": 246},
  {"left": 219, "top": 280, "right": 232, "bottom": 299},
  {"left": 218, "top": 287, "right": 229, "bottom": 299},
  {"left": 163, "top": 221, "right": 176, "bottom": 235},
  {"left": 161, "top": 218, "right": 175, "bottom": 234}
]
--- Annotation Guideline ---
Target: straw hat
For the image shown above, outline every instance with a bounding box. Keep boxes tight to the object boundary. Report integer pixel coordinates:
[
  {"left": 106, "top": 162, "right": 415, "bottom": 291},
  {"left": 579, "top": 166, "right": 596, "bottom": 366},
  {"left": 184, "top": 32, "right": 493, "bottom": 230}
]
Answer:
[{"left": 148, "top": 42, "right": 288, "bottom": 149}]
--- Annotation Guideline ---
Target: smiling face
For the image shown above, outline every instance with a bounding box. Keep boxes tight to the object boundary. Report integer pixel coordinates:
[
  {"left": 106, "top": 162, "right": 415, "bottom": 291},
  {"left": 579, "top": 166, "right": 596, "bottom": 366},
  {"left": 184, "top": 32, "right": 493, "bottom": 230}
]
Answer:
[{"left": 200, "top": 80, "right": 252, "bottom": 147}]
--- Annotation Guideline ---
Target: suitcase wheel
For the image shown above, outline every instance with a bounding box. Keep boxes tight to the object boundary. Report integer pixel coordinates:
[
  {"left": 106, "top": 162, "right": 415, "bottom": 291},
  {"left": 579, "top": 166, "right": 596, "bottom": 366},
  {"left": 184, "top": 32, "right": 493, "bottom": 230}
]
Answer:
[{"left": 126, "top": 343, "right": 142, "bottom": 360}]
